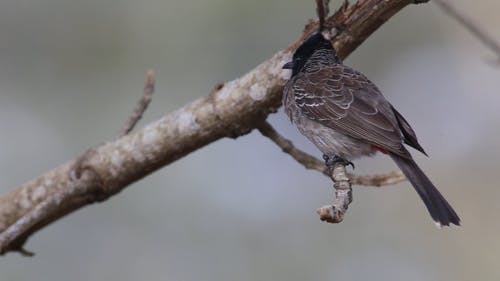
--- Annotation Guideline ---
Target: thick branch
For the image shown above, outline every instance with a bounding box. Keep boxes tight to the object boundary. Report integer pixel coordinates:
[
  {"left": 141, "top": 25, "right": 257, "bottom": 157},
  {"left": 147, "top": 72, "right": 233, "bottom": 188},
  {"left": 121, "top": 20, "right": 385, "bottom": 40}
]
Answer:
[{"left": 0, "top": 0, "right": 420, "bottom": 255}]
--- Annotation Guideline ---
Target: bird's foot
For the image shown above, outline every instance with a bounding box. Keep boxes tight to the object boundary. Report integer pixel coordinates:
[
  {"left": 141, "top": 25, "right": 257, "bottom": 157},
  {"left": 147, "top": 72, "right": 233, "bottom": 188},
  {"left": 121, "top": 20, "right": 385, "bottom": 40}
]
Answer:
[{"left": 323, "top": 154, "right": 355, "bottom": 170}]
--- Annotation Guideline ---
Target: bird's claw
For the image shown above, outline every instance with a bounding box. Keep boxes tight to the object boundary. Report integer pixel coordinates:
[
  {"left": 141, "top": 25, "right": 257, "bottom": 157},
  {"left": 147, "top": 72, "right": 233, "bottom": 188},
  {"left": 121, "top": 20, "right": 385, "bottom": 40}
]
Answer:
[{"left": 323, "top": 154, "right": 355, "bottom": 170}]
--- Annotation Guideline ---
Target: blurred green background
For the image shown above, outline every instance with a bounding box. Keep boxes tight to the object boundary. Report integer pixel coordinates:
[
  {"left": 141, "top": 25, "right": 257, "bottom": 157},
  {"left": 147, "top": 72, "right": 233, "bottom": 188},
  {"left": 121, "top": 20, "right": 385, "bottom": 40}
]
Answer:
[{"left": 1, "top": 0, "right": 500, "bottom": 280}]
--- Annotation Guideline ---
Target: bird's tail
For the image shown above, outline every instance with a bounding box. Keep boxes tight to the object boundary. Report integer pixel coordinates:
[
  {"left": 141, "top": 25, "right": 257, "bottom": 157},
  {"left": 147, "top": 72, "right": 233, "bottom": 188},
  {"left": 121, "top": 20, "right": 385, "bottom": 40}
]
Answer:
[{"left": 390, "top": 153, "right": 460, "bottom": 227}]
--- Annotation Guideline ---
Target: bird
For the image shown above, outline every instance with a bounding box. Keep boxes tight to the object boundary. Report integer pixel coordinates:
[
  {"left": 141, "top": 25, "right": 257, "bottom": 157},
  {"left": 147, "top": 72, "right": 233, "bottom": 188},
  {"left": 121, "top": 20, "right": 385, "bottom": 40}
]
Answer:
[{"left": 282, "top": 32, "right": 460, "bottom": 227}]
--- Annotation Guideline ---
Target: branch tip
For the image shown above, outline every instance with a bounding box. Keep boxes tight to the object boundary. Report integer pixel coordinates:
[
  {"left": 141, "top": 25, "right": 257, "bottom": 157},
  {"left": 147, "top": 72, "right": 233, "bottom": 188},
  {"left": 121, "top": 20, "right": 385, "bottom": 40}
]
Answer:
[{"left": 16, "top": 247, "right": 35, "bottom": 257}]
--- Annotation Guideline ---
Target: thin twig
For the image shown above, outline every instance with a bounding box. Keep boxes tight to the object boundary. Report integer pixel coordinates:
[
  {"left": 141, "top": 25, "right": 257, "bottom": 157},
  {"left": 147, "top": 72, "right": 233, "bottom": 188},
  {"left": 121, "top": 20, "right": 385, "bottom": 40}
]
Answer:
[
  {"left": 351, "top": 171, "right": 405, "bottom": 187},
  {"left": 121, "top": 70, "right": 155, "bottom": 136},
  {"left": 316, "top": 0, "right": 330, "bottom": 31},
  {"left": 257, "top": 121, "right": 406, "bottom": 187},
  {"left": 435, "top": 0, "right": 500, "bottom": 62},
  {"left": 258, "top": 121, "right": 327, "bottom": 174}
]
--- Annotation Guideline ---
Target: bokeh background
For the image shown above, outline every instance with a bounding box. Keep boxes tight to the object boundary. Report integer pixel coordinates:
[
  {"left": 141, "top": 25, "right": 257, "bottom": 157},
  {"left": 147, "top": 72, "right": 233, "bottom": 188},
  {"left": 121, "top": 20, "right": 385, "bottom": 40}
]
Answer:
[{"left": 1, "top": 0, "right": 499, "bottom": 280}]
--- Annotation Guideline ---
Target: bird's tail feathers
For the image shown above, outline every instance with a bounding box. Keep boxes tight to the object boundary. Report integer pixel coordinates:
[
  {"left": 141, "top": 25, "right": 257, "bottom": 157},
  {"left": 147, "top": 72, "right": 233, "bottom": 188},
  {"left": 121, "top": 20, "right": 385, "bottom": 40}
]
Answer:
[{"left": 390, "top": 153, "right": 460, "bottom": 227}]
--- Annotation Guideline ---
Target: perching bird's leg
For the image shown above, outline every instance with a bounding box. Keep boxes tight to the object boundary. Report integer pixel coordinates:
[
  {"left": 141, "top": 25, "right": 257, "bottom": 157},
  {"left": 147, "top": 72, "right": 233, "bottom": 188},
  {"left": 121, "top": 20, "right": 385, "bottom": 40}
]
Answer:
[{"left": 323, "top": 154, "right": 355, "bottom": 171}]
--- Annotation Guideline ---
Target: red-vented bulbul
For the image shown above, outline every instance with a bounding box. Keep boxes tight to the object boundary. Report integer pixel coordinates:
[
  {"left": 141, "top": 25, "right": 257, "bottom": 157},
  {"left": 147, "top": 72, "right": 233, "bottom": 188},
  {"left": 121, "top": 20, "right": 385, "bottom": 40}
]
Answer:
[{"left": 283, "top": 32, "right": 460, "bottom": 227}]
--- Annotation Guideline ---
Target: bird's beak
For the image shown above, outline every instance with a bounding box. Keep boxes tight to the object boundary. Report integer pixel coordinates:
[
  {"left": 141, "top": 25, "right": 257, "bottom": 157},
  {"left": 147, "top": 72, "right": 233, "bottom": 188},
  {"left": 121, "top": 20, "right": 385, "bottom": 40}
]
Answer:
[{"left": 282, "top": 61, "right": 294, "bottom": 69}]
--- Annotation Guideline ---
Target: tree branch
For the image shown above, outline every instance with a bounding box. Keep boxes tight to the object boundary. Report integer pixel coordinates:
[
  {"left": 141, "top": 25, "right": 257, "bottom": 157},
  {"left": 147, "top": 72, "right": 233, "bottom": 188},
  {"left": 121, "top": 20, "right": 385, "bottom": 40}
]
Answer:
[
  {"left": 258, "top": 121, "right": 326, "bottom": 174},
  {"left": 0, "top": 0, "right": 421, "bottom": 255},
  {"left": 258, "top": 120, "right": 405, "bottom": 223},
  {"left": 257, "top": 121, "right": 406, "bottom": 186},
  {"left": 121, "top": 70, "right": 156, "bottom": 136},
  {"left": 317, "top": 163, "right": 352, "bottom": 223}
]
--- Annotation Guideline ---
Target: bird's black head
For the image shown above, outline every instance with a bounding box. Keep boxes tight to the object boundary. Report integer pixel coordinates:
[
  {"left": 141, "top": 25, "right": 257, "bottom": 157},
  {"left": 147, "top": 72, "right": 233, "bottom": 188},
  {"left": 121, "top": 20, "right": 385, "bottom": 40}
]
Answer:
[{"left": 283, "top": 32, "right": 337, "bottom": 76}]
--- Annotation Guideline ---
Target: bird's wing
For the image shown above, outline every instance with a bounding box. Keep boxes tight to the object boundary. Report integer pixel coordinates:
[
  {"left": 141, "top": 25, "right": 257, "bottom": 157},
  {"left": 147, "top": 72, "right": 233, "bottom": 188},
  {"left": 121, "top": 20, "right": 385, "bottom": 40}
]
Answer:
[
  {"left": 391, "top": 105, "right": 427, "bottom": 156},
  {"left": 291, "top": 65, "right": 410, "bottom": 158}
]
